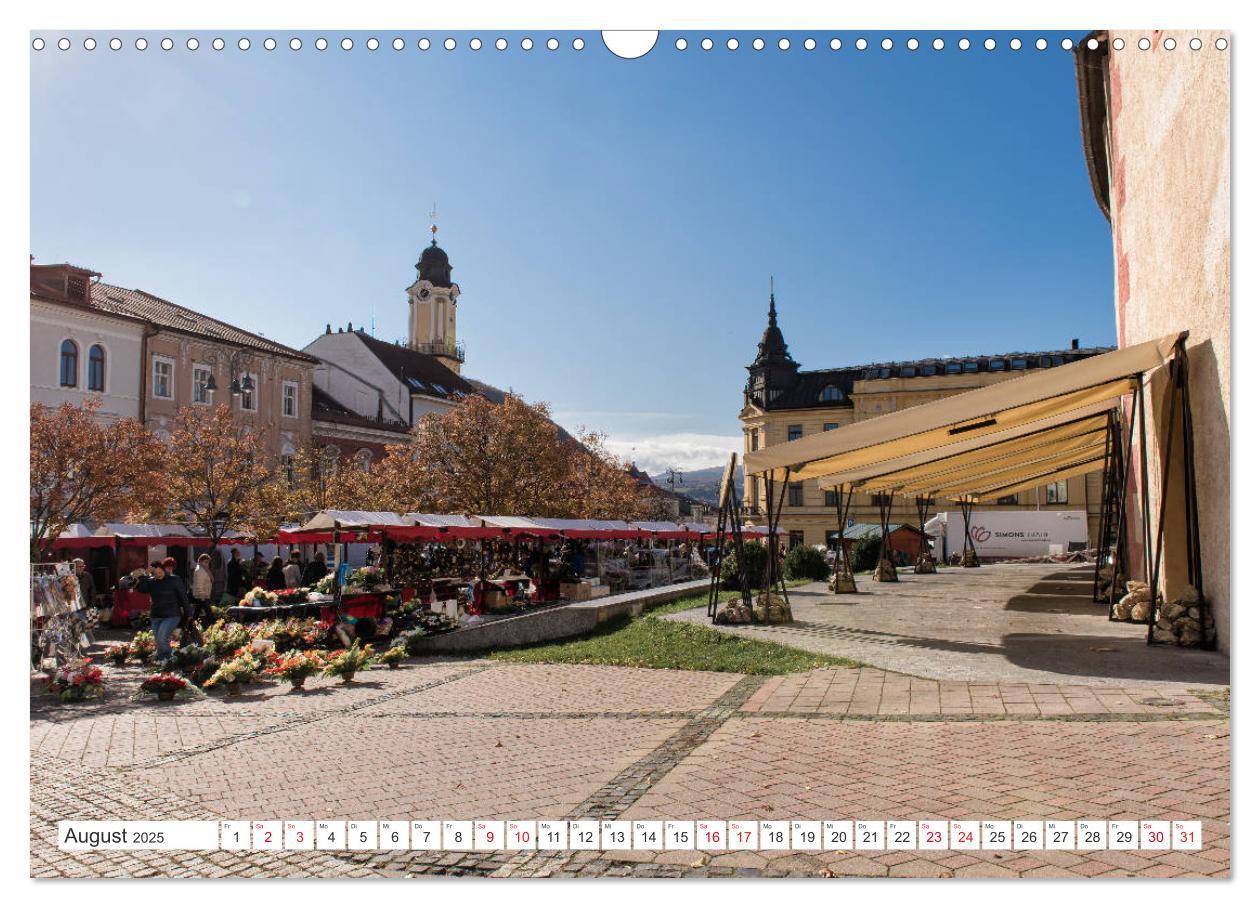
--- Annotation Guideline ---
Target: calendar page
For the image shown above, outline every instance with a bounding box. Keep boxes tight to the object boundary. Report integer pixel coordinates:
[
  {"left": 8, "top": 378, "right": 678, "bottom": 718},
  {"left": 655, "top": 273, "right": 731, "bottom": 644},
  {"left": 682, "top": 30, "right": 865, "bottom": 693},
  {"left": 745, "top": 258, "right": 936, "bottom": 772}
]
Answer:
[{"left": 22, "top": 1, "right": 1234, "bottom": 895}]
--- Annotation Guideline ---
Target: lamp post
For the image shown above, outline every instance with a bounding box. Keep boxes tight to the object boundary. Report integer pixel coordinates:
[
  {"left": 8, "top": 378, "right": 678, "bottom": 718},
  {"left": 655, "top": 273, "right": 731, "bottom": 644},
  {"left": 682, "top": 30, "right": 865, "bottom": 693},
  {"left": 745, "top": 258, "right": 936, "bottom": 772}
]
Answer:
[{"left": 199, "top": 349, "right": 255, "bottom": 399}]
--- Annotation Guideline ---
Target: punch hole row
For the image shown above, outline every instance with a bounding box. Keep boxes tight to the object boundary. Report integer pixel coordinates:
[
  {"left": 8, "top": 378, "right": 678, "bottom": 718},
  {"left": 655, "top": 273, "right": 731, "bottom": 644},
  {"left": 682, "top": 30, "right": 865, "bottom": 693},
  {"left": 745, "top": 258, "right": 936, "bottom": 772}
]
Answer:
[{"left": 31, "top": 34, "right": 1230, "bottom": 53}]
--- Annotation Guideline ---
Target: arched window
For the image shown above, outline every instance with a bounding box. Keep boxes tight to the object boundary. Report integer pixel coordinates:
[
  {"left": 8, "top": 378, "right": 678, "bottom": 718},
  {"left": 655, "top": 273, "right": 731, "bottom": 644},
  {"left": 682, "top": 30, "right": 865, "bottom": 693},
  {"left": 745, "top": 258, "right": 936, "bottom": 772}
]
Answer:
[
  {"left": 59, "top": 340, "right": 78, "bottom": 387},
  {"left": 88, "top": 344, "right": 106, "bottom": 391},
  {"left": 353, "top": 449, "right": 374, "bottom": 472},
  {"left": 320, "top": 445, "right": 341, "bottom": 477},
  {"left": 818, "top": 384, "right": 841, "bottom": 403}
]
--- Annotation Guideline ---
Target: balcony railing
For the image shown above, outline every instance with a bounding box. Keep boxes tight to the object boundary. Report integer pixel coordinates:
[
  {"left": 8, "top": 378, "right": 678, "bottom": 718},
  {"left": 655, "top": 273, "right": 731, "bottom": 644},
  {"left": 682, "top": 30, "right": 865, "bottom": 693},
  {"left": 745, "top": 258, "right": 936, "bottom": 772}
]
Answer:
[{"left": 413, "top": 340, "right": 466, "bottom": 363}]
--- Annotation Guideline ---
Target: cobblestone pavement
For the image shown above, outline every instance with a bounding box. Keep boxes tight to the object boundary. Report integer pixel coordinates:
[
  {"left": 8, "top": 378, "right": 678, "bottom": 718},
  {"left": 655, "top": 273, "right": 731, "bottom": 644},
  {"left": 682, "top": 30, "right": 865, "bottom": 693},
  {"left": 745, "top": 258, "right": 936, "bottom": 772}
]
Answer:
[
  {"left": 668, "top": 564, "right": 1231, "bottom": 688},
  {"left": 32, "top": 647, "right": 1230, "bottom": 878}
]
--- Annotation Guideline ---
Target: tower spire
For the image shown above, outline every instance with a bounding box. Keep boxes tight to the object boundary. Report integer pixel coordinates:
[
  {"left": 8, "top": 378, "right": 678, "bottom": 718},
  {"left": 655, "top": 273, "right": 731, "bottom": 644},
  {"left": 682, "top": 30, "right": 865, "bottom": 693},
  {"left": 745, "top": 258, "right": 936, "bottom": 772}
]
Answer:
[
  {"left": 429, "top": 201, "right": 438, "bottom": 246},
  {"left": 768, "top": 275, "right": 777, "bottom": 325}
]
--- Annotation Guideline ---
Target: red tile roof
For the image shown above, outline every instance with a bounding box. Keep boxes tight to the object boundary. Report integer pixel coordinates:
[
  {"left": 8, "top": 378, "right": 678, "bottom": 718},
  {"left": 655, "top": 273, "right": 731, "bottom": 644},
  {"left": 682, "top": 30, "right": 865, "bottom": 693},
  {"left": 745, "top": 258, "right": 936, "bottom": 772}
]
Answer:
[{"left": 90, "top": 282, "right": 318, "bottom": 363}]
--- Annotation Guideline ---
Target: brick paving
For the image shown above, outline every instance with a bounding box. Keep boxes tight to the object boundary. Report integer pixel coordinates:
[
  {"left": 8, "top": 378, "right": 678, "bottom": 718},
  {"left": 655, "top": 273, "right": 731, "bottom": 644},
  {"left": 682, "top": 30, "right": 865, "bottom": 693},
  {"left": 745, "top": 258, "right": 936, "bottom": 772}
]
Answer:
[{"left": 31, "top": 643, "right": 1230, "bottom": 878}]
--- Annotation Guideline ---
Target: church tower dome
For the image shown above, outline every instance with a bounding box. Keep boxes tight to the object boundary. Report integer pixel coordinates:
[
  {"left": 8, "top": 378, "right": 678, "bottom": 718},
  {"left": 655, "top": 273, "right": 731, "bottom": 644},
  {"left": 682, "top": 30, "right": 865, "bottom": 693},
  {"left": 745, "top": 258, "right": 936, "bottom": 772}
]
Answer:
[{"left": 406, "top": 211, "right": 464, "bottom": 373}]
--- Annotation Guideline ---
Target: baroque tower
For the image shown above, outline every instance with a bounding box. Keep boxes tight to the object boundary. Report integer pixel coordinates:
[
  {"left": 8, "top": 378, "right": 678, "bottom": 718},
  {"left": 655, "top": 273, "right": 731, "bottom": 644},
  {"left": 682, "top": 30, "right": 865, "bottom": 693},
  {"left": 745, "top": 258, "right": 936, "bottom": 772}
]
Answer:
[{"left": 406, "top": 216, "right": 465, "bottom": 374}]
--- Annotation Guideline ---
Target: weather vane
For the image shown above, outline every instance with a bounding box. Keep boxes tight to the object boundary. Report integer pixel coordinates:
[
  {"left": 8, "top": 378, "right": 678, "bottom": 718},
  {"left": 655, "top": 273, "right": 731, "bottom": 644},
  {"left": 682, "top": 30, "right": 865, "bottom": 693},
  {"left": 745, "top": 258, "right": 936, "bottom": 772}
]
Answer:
[{"left": 429, "top": 202, "right": 438, "bottom": 243}]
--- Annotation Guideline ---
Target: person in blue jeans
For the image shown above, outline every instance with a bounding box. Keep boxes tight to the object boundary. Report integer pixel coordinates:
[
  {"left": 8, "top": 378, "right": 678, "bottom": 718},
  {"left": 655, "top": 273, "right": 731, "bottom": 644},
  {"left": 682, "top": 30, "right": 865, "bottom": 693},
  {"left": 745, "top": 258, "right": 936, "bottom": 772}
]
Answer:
[{"left": 134, "top": 561, "right": 189, "bottom": 663}]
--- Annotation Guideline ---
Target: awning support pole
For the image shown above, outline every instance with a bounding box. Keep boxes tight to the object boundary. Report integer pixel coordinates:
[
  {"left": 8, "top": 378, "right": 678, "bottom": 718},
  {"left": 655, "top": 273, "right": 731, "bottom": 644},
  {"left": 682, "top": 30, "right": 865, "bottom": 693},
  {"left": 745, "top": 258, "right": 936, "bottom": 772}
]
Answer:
[
  {"left": 1137, "top": 376, "right": 1154, "bottom": 600},
  {"left": 764, "top": 468, "right": 792, "bottom": 604},
  {"left": 708, "top": 454, "right": 751, "bottom": 622},
  {"left": 960, "top": 499, "right": 979, "bottom": 567},
  {"left": 914, "top": 495, "right": 936, "bottom": 574},
  {"left": 1146, "top": 349, "right": 1185, "bottom": 645},
  {"left": 875, "top": 492, "right": 899, "bottom": 581},
  {"left": 1178, "top": 343, "right": 1206, "bottom": 647},
  {"left": 1093, "top": 410, "right": 1117, "bottom": 601},
  {"left": 831, "top": 485, "right": 856, "bottom": 589},
  {"left": 1108, "top": 393, "right": 1139, "bottom": 615}
]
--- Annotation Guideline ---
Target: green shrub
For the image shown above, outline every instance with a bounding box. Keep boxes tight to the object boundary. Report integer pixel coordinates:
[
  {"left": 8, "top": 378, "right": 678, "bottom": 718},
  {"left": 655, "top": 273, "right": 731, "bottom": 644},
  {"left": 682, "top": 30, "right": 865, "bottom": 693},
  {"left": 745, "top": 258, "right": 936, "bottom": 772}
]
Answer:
[
  {"left": 784, "top": 544, "right": 831, "bottom": 581},
  {"left": 849, "top": 536, "right": 883, "bottom": 573},
  {"left": 719, "top": 541, "right": 768, "bottom": 590}
]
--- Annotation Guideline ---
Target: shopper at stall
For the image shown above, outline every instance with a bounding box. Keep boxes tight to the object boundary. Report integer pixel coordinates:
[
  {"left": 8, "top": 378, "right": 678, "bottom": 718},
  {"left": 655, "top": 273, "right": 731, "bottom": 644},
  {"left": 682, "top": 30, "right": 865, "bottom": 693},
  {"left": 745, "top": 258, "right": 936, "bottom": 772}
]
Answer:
[
  {"left": 209, "top": 549, "right": 227, "bottom": 604},
  {"left": 71, "top": 558, "right": 96, "bottom": 610},
  {"left": 186, "top": 553, "right": 213, "bottom": 646},
  {"left": 226, "top": 549, "right": 245, "bottom": 598},
  {"left": 265, "top": 556, "right": 287, "bottom": 590},
  {"left": 283, "top": 551, "right": 303, "bottom": 588},
  {"left": 133, "top": 561, "right": 188, "bottom": 662},
  {"left": 303, "top": 551, "right": 329, "bottom": 586}
]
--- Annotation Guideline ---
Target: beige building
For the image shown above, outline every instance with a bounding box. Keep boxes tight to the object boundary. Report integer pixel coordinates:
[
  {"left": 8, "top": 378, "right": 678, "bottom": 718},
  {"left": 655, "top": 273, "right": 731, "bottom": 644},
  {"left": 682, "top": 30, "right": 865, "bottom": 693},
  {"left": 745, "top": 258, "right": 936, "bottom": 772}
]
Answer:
[
  {"left": 739, "top": 293, "right": 1109, "bottom": 549},
  {"left": 31, "top": 262, "right": 317, "bottom": 464},
  {"left": 1075, "top": 30, "right": 1230, "bottom": 651}
]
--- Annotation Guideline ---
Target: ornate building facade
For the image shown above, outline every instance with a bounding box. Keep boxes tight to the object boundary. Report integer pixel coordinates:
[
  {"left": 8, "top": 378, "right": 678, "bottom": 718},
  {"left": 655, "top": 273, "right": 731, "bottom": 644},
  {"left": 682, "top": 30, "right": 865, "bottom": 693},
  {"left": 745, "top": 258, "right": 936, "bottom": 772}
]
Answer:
[{"left": 739, "top": 291, "right": 1111, "bottom": 549}]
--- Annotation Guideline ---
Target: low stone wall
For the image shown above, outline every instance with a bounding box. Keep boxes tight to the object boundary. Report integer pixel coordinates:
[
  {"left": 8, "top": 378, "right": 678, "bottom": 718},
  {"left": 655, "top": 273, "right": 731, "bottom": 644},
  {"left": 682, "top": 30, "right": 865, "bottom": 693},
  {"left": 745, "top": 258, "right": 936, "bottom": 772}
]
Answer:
[{"left": 411, "top": 579, "right": 712, "bottom": 654}]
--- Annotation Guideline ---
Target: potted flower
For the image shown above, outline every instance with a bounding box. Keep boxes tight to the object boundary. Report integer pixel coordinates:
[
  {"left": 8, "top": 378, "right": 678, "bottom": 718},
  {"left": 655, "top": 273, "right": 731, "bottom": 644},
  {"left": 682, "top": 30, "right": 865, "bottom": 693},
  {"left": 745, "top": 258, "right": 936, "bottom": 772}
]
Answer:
[
  {"left": 47, "top": 661, "right": 105, "bottom": 702},
  {"left": 139, "top": 672, "right": 190, "bottom": 702},
  {"left": 129, "top": 631, "right": 156, "bottom": 664},
  {"left": 379, "top": 645, "right": 407, "bottom": 670},
  {"left": 313, "top": 574, "right": 337, "bottom": 596},
  {"left": 203, "top": 651, "right": 261, "bottom": 696},
  {"left": 265, "top": 650, "right": 324, "bottom": 691},
  {"left": 105, "top": 644, "right": 129, "bottom": 667},
  {"left": 322, "top": 643, "right": 374, "bottom": 683},
  {"left": 202, "top": 620, "right": 250, "bottom": 656}
]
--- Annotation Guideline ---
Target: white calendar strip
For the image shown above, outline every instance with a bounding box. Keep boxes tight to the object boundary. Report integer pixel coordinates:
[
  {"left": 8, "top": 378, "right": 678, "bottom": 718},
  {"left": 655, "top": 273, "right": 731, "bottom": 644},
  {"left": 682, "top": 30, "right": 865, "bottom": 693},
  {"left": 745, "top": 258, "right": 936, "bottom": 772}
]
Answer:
[{"left": 58, "top": 819, "right": 1203, "bottom": 851}]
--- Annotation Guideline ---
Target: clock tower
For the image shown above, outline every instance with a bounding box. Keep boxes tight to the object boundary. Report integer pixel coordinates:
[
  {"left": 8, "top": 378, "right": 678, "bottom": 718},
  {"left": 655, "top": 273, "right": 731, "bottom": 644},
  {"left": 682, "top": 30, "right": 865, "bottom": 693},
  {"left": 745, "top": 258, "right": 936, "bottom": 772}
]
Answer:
[{"left": 406, "top": 217, "right": 464, "bottom": 374}]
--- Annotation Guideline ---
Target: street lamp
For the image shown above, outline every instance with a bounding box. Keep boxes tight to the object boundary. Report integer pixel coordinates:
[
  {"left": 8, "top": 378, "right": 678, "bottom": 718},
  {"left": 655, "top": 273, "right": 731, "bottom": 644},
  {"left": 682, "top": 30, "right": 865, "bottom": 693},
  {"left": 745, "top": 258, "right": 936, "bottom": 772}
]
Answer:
[{"left": 198, "top": 350, "right": 254, "bottom": 398}]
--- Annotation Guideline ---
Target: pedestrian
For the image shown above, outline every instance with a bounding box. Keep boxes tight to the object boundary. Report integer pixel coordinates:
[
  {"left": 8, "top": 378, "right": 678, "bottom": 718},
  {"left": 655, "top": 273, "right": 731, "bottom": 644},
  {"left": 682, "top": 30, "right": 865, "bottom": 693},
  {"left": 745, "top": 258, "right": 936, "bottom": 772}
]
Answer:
[
  {"left": 71, "top": 558, "right": 96, "bottom": 610},
  {"left": 265, "top": 556, "right": 287, "bottom": 590},
  {"left": 249, "top": 552, "right": 267, "bottom": 586},
  {"left": 302, "top": 550, "right": 329, "bottom": 586},
  {"left": 226, "top": 548, "right": 245, "bottom": 598},
  {"left": 133, "top": 561, "right": 188, "bottom": 662},
  {"left": 283, "top": 550, "right": 303, "bottom": 588},
  {"left": 186, "top": 553, "right": 213, "bottom": 646},
  {"left": 209, "top": 548, "right": 226, "bottom": 605}
]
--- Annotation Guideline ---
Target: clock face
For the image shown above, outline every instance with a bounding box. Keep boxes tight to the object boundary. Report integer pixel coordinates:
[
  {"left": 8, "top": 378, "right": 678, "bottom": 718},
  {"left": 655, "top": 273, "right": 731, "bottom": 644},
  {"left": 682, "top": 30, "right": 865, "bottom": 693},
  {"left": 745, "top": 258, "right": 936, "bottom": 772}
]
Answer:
[{"left": 418, "top": 288, "right": 431, "bottom": 300}]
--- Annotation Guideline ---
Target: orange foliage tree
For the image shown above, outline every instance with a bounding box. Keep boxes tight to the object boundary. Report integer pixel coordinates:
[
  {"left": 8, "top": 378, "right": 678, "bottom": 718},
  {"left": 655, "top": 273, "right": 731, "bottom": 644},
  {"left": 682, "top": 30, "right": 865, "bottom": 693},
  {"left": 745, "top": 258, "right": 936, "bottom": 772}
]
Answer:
[
  {"left": 149, "top": 405, "right": 281, "bottom": 545},
  {"left": 369, "top": 393, "right": 648, "bottom": 519},
  {"left": 29, "top": 399, "right": 165, "bottom": 560}
]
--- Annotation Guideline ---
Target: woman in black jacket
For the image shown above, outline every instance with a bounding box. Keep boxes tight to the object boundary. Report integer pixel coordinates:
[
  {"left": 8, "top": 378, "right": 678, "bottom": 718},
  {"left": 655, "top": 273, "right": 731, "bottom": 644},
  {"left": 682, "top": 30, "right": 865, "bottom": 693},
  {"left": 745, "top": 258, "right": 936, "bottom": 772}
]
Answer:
[
  {"left": 265, "top": 556, "right": 287, "bottom": 590},
  {"left": 134, "top": 562, "right": 189, "bottom": 662}
]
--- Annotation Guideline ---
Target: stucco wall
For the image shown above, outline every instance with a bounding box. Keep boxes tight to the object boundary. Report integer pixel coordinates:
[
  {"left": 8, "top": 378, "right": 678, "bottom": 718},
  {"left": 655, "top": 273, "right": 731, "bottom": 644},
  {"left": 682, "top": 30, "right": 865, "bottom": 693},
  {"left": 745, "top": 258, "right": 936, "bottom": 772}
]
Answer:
[
  {"left": 1106, "top": 30, "right": 1230, "bottom": 651},
  {"left": 30, "top": 299, "right": 144, "bottom": 420}
]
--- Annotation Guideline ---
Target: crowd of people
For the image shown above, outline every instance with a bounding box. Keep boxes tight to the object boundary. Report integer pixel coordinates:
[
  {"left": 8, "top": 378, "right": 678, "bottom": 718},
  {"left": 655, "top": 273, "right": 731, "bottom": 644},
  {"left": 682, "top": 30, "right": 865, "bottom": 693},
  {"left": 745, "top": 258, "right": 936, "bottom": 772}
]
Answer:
[{"left": 112, "top": 548, "right": 333, "bottom": 661}]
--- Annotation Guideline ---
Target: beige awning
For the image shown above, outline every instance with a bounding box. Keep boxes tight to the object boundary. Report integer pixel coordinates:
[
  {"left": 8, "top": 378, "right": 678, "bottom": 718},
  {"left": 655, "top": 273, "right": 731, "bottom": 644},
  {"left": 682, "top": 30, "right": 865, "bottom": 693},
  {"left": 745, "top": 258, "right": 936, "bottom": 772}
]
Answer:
[
  {"left": 813, "top": 401, "right": 1116, "bottom": 493},
  {"left": 743, "top": 332, "right": 1182, "bottom": 484}
]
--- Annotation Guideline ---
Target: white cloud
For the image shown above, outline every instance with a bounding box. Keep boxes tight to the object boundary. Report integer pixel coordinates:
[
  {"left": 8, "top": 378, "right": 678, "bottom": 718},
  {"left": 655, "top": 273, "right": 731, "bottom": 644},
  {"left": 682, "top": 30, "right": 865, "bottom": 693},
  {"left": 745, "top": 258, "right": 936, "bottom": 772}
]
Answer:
[{"left": 605, "top": 433, "right": 743, "bottom": 475}]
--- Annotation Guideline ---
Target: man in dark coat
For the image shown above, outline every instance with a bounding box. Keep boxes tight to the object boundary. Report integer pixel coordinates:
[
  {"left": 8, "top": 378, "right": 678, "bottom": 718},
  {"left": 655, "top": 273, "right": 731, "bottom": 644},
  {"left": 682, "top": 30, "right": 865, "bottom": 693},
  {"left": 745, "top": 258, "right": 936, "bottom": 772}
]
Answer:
[
  {"left": 134, "top": 561, "right": 189, "bottom": 662},
  {"left": 302, "top": 551, "right": 329, "bottom": 586},
  {"left": 226, "top": 549, "right": 245, "bottom": 598}
]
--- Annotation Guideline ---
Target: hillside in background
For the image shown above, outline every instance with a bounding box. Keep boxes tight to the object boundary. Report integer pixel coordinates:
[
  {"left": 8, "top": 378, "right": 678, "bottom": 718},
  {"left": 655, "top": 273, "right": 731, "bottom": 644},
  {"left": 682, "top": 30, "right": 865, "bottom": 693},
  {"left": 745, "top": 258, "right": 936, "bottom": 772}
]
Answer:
[{"left": 650, "top": 464, "right": 743, "bottom": 506}]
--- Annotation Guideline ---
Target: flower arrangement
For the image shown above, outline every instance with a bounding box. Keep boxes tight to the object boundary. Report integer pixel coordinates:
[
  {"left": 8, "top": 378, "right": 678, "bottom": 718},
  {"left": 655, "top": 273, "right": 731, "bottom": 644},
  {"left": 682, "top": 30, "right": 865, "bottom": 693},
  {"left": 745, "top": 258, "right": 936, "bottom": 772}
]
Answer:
[
  {"left": 129, "top": 630, "right": 157, "bottom": 664},
  {"left": 47, "top": 661, "right": 105, "bottom": 702},
  {"left": 188, "top": 656, "right": 222, "bottom": 687},
  {"left": 265, "top": 649, "right": 325, "bottom": 690},
  {"left": 202, "top": 620, "right": 250, "bottom": 655},
  {"left": 239, "top": 586, "right": 279, "bottom": 608},
  {"left": 275, "top": 587, "right": 311, "bottom": 605},
  {"left": 203, "top": 649, "right": 263, "bottom": 694},
  {"left": 322, "top": 643, "right": 374, "bottom": 683},
  {"left": 313, "top": 574, "right": 337, "bottom": 595},
  {"left": 379, "top": 646, "right": 407, "bottom": 669},
  {"left": 105, "top": 644, "right": 129, "bottom": 667},
  {"left": 250, "top": 617, "right": 321, "bottom": 651},
  {"left": 166, "top": 643, "right": 211, "bottom": 676},
  {"left": 133, "top": 672, "right": 204, "bottom": 702},
  {"left": 344, "top": 565, "right": 387, "bottom": 593}
]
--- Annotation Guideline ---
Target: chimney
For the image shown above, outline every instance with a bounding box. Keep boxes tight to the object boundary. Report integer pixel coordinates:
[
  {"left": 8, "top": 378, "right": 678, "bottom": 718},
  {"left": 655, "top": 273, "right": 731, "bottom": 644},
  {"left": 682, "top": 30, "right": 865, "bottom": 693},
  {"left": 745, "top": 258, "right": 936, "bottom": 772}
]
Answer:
[{"left": 1071, "top": 338, "right": 1080, "bottom": 350}]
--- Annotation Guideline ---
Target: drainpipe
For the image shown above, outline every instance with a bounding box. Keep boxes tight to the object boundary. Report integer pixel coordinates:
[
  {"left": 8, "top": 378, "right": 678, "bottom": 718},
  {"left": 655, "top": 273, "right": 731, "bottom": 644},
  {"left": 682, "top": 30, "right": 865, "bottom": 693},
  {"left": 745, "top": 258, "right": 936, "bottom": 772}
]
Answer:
[{"left": 138, "top": 325, "right": 159, "bottom": 425}]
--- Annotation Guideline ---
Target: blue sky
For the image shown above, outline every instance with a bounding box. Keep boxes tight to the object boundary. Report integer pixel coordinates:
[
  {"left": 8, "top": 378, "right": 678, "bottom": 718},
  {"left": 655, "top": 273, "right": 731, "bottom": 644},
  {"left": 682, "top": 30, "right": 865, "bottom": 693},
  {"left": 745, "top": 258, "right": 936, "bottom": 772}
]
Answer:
[{"left": 30, "top": 30, "right": 1115, "bottom": 473}]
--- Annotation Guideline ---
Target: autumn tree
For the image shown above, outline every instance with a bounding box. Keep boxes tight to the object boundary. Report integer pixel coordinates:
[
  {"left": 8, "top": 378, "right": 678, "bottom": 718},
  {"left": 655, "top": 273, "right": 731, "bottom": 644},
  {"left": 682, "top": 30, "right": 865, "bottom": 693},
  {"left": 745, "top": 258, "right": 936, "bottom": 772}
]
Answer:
[
  {"left": 148, "top": 404, "right": 280, "bottom": 546},
  {"left": 29, "top": 399, "right": 165, "bottom": 560},
  {"left": 260, "top": 444, "right": 394, "bottom": 528},
  {"left": 369, "top": 393, "right": 651, "bottom": 519}
]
